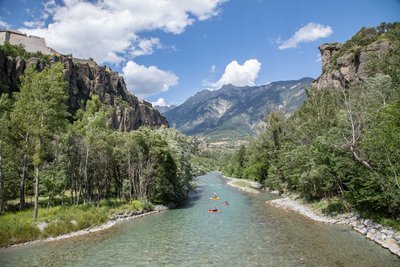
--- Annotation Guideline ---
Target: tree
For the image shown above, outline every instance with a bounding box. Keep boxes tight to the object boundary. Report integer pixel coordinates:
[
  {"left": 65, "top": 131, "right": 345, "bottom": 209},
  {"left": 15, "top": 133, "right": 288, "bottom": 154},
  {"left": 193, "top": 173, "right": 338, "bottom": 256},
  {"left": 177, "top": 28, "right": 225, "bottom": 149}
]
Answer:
[
  {"left": 0, "top": 95, "right": 14, "bottom": 213},
  {"left": 12, "top": 63, "right": 68, "bottom": 218}
]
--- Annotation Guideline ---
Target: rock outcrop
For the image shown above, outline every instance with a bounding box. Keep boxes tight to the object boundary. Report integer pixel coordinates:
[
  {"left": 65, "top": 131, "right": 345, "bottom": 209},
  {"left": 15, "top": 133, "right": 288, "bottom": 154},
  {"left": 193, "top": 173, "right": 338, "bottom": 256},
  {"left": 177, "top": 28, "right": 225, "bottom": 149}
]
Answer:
[
  {"left": 0, "top": 53, "right": 168, "bottom": 131},
  {"left": 313, "top": 38, "right": 392, "bottom": 89}
]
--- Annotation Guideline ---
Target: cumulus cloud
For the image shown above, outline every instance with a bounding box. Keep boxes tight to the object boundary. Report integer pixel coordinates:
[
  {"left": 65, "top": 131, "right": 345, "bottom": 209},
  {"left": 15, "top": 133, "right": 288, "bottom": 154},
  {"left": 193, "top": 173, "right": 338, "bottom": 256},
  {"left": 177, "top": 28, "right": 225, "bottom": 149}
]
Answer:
[
  {"left": 0, "top": 19, "right": 9, "bottom": 29},
  {"left": 19, "top": 0, "right": 226, "bottom": 64},
  {"left": 151, "top": 98, "right": 169, "bottom": 107},
  {"left": 211, "top": 59, "right": 261, "bottom": 89},
  {"left": 23, "top": 20, "right": 45, "bottom": 28},
  {"left": 278, "top": 23, "right": 333, "bottom": 50},
  {"left": 122, "top": 61, "right": 178, "bottom": 97},
  {"left": 130, "top": 37, "right": 162, "bottom": 58}
]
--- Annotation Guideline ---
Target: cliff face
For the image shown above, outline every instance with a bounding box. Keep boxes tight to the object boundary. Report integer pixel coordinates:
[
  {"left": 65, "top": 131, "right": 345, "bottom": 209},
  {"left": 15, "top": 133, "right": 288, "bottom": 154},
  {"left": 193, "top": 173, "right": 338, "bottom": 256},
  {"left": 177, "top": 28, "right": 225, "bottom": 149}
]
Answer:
[
  {"left": 0, "top": 54, "right": 168, "bottom": 131},
  {"left": 313, "top": 37, "right": 391, "bottom": 89}
]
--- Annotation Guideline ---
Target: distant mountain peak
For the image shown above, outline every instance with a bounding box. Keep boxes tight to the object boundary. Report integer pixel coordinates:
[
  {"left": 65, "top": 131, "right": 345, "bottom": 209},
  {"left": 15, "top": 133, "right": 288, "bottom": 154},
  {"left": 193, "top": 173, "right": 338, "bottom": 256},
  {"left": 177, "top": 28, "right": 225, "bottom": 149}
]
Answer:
[{"left": 164, "top": 77, "right": 313, "bottom": 140}]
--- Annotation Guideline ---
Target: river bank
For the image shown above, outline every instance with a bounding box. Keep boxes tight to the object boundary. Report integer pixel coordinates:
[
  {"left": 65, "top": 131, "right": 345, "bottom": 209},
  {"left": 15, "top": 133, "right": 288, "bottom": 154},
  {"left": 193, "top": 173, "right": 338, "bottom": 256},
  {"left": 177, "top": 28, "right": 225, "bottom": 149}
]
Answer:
[
  {"left": 266, "top": 196, "right": 400, "bottom": 257},
  {"left": 0, "top": 205, "right": 168, "bottom": 249},
  {"left": 220, "top": 173, "right": 400, "bottom": 257},
  {"left": 2, "top": 172, "right": 399, "bottom": 266},
  {"left": 221, "top": 173, "right": 262, "bottom": 194},
  {"left": 6, "top": 205, "right": 168, "bottom": 249}
]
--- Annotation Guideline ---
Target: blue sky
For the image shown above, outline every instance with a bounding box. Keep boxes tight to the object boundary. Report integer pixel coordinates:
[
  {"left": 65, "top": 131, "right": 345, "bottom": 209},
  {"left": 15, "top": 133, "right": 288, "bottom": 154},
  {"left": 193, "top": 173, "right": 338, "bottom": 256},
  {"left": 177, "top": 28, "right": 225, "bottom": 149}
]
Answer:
[{"left": 1, "top": 0, "right": 399, "bottom": 106}]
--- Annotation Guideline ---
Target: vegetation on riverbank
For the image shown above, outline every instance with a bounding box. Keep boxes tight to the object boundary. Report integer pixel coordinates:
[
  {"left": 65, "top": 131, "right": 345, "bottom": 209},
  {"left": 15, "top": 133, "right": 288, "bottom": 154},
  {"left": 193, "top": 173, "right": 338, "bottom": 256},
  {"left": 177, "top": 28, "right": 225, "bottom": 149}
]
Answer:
[
  {"left": 0, "top": 45, "right": 202, "bottom": 221},
  {"left": 222, "top": 24, "right": 400, "bottom": 225},
  {"left": 0, "top": 199, "right": 154, "bottom": 247}
]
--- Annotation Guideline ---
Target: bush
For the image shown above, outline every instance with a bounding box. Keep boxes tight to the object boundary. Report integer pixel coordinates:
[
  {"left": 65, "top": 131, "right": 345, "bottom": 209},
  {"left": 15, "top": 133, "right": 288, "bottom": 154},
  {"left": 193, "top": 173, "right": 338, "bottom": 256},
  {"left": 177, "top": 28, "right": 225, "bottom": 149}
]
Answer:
[
  {"left": 0, "top": 210, "right": 40, "bottom": 247},
  {"left": 131, "top": 200, "right": 144, "bottom": 211}
]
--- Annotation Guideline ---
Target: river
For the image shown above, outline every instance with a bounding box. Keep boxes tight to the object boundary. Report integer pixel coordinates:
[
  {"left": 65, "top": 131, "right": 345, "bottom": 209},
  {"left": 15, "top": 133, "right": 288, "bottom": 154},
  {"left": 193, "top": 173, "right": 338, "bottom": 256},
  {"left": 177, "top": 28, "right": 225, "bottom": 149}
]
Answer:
[{"left": 1, "top": 172, "right": 399, "bottom": 266}]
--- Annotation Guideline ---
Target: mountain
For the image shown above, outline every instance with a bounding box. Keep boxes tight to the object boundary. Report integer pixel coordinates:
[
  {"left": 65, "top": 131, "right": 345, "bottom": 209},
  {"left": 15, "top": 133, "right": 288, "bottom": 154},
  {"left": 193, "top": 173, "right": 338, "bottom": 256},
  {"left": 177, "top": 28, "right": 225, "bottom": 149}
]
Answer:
[
  {"left": 164, "top": 78, "right": 313, "bottom": 140},
  {"left": 313, "top": 22, "right": 398, "bottom": 89},
  {"left": 0, "top": 40, "right": 168, "bottom": 131},
  {"left": 155, "top": 105, "right": 177, "bottom": 114}
]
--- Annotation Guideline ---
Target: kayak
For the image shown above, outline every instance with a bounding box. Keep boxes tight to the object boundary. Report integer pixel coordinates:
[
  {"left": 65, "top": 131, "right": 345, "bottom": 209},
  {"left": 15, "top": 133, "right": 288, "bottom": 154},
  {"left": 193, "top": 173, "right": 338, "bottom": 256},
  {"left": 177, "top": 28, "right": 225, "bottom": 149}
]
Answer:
[
  {"left": 208, "top": 209, "right": 220, "bottom": 213},
  {"left": 210, "top": 197, "right": 220, "bottom": 200},
  {"left": 222, "top": 202, "right": 229, "bottom": 206}
]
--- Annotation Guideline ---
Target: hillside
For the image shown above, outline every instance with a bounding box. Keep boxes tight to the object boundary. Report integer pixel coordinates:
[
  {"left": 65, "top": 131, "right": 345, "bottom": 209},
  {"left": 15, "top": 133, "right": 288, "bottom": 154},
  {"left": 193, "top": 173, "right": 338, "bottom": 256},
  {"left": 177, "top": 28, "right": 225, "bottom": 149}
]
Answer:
[
  {"left": 0, "top": 43, "right": 168, "bottom": 131},
  {"left": 313, "top": 22, "right": 399, "bottom": 89},
  {"left": 164, "top": 78, "right": 313, "bottom": 140}
]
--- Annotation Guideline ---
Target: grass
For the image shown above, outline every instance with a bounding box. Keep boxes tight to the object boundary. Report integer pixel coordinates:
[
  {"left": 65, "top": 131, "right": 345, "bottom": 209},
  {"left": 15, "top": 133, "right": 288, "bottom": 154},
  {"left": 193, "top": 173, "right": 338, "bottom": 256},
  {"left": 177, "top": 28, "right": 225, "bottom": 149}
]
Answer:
[
  {"left": 307, "top": 197, "right": 348, "bottom": 216},
  {"left": 307, "top": 197, "right": 400, "bottom": 231},
  {"left": 0, "top": 199, "right": 154, "bottom": 247}
]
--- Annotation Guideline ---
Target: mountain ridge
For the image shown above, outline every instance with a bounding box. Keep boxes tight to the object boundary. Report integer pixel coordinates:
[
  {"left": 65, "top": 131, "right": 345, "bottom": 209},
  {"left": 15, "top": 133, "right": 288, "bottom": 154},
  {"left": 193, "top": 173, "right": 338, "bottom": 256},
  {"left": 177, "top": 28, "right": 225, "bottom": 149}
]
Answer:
[{"left": 163, "top": 77, "right": 313, "bottom": 140}]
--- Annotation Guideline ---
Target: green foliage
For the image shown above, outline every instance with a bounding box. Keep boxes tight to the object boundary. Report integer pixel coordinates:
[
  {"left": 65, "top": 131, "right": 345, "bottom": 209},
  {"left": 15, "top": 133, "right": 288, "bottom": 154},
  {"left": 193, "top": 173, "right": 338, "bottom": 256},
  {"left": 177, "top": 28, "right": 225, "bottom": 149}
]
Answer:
[
  {"left": 0, "top": 42, "right": 50, "bottom": 61},
  {"left": 0, "top": 211, "right": 41, "bottom": 247},
  {"left": 366, "top": 33, "right": 400, "bottom": 89},
  {"left": 331, "top": 22, "right": 400, "bottom": 69},
  {"left": 0, "top": 198, "right": 158, "bottom": 246},
  {"left": 0, "top": 42, "right": 31, "bottom": 58},
  {"left": 223, "top": 65, "right": 400, "bottom": 218}
]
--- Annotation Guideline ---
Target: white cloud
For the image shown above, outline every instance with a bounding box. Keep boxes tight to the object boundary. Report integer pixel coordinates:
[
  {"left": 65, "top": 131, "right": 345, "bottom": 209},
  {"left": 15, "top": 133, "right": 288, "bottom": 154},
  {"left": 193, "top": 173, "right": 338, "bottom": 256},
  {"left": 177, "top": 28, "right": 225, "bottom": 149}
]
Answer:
[
  {"left": 130, "top": 37, "right": 162, "bottom": 58},
  {"left": 0, "top": 19, "right": 9, "bottom": 29},
  {"left": 18, "top": 0, "right": 226, "bottom": 64},
  {"left": 151, "top": 98, "right": 169, "bottom": 107},
  {"left": 122, "top": 61, "right": 178, "bottom": 97},
  {"left": 211, "top": 59, "right": 261, "bottom": 89},
  {"left": 278, "top": 23, "right": 333, "bottom": 50},
  {"left": 210, "top": 64, "right": 216, "bottom": 73},
  {"left": 315, "top": 53, "right": 322, "bottom": 62},
  {"left": 23, "top": 20, "right": 45, "bottom": 28},
  {"left": 23, "top": 1, "right": 57, "bottom": 30}
]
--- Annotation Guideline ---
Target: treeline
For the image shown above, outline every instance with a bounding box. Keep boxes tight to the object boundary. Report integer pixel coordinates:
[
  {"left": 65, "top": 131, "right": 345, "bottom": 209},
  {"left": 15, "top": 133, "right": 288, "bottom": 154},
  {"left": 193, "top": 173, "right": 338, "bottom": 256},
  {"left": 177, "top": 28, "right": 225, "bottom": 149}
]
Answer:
[
  {"left": 0, "top": 61, "right": 195, "bottom": 218},
  {"left": 223, "top": 25, "right": 400, "bottom": 218}
]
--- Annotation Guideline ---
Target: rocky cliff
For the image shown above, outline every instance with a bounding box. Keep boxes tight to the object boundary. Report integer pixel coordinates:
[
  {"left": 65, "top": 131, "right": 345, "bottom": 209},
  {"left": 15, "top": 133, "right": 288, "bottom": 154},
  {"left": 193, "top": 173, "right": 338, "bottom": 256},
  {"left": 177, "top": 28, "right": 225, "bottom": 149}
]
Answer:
[
  {"left": 0, "top": 53, "right": 168, "bottom": 131},
  {"left": 313, "top": 23, "right": 397, "bottom": 89}
]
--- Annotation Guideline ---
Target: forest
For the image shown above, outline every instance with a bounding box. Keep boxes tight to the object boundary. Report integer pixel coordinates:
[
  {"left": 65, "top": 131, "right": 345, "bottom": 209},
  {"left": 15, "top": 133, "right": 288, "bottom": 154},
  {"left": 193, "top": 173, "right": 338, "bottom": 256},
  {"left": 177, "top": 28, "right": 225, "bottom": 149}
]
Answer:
[
  {"left": 223, "top": 24, "right": 400, "bottom": 222},
  {"left": 0, "top": 57, "right": 201, "bottom": 217}
]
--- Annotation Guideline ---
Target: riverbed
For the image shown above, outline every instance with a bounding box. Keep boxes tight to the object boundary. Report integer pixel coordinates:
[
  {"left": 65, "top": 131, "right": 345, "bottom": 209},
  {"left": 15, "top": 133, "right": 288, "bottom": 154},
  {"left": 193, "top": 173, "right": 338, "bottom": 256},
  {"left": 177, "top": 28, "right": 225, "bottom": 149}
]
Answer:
[{"left": 1, "top": 172, "right": 399, "bottom": 266}]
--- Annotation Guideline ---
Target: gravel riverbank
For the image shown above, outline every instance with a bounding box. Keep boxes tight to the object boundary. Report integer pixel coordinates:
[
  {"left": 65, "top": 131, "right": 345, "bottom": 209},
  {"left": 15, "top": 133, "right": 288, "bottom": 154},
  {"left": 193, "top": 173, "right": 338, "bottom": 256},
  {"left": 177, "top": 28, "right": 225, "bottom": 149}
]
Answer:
[
  {"left": 222, "top": 174, "right": 262, "bottom": 194},
  {"left": 266, "top": 197, "right": 400, "bottom": 257}
]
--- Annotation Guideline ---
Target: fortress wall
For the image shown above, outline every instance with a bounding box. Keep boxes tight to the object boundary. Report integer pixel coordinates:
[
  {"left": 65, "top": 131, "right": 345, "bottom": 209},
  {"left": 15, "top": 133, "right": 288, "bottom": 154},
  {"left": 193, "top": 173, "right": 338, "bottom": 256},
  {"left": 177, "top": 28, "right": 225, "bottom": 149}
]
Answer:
[
  {"left": 0, "top": 32, "right": 7, "bottom": 43},
  {"left": 8, "top": 34, "right": 51, "bottom": 55}
]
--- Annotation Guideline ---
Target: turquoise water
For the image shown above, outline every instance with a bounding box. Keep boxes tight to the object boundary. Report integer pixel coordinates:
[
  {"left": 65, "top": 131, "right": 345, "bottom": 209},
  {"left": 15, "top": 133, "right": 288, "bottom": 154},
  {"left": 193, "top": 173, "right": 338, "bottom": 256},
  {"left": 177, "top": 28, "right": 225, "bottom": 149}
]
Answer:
[{"left": 1, "top": 172, "right": 399, "bottom": 266}]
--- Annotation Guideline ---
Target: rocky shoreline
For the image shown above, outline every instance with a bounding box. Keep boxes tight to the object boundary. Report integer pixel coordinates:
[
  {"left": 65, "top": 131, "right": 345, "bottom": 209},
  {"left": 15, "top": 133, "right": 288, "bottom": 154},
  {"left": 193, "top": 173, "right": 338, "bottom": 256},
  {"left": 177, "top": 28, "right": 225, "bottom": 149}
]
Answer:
[
  {"left": 222, "top": 174, "right": 262, "bottom": 194},
  {"left": 266, "top": 197, "right": 400, "bottom": 257},
  {"left": 4, "top": 205, "right": 168, "bottom": 249}
]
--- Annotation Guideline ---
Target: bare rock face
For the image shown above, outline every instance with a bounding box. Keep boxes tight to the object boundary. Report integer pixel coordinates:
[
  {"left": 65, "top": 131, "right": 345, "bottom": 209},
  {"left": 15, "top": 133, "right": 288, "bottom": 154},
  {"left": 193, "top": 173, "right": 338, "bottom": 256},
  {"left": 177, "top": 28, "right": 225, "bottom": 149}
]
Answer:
[
  {"left": 0, "top": 53, "right": 168, "bottom": 131},
  {"left": 313, "top": 40, "right": 391, "bottom": 89}
]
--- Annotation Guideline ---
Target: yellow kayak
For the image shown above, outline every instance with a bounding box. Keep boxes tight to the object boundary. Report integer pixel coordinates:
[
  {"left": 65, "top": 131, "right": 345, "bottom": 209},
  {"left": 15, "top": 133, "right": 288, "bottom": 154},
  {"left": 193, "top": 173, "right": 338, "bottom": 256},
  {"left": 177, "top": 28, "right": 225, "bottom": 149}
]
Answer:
[{"left": 210, "top": 197, "right": 220, "bottom": 200}]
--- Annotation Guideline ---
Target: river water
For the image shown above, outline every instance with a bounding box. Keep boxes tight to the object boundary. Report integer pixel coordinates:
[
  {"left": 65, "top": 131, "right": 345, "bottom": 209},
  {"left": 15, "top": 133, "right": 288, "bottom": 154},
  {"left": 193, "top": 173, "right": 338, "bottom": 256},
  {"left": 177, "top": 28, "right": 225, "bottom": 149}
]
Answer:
[{"left": 1, "top": 172, "right": 399, "bottom": 266}]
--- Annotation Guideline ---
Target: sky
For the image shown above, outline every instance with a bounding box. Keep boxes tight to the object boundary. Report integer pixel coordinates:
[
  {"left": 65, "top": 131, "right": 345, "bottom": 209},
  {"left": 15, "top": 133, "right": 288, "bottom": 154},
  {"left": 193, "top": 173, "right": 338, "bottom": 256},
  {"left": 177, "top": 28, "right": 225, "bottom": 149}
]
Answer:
[{"left": 0, "top": 0, "right": 399, "bottom": 106}]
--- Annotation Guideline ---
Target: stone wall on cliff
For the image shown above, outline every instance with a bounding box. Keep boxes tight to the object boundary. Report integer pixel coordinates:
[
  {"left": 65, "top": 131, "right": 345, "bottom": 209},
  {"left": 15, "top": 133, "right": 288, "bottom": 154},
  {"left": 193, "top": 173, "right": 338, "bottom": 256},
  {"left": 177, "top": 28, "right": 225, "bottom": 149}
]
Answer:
[{"left": 0, "top": 53, "right": 168, "bottom": 131}]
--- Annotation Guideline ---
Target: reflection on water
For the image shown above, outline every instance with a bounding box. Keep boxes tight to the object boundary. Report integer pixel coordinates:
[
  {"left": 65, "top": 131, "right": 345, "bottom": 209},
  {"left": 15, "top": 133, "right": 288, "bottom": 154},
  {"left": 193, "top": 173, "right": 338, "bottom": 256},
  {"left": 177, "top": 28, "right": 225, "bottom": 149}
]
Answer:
[{"left": 1, "top": 172, "right": 399, "bottom": 266}]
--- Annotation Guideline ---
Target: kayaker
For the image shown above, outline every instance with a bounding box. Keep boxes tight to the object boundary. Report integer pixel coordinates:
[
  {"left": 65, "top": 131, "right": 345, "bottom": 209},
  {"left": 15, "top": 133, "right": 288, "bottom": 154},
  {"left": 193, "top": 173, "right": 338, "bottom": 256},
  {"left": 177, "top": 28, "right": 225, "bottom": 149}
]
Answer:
[
  {"left": 213, "top": 192, "right": 218, "bottom": 198},
  {"left": 212, "top": 207, "right": 218, "bottom": 212}
]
